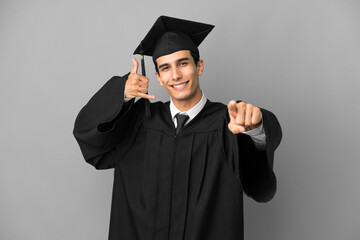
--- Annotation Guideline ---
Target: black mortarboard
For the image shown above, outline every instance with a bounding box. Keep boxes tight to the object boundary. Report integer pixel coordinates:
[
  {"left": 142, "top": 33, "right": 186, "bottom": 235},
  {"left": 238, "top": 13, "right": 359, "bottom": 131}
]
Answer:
[
  {"left": 134, "top": 15, "right": 215, "bottom": 62},
  {"left": 133, "top": 16, "right": 214, "bottom": 119}
]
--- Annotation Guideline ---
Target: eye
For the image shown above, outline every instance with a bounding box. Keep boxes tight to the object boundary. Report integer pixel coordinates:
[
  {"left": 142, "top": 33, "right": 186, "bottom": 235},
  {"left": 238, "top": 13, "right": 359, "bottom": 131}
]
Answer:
[
  {"left": 179, "top": 61, "right": 188, "bottom": 67},
  {"left": 161, "top": 66, "right": 169, "bottom": 72}
]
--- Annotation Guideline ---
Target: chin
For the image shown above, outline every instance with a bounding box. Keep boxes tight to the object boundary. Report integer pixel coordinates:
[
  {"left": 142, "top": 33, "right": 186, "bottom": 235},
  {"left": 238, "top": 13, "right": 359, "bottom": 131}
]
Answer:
[
  {"left": 172, "top": 91, "right": 191, "bottom": 100},
  {"left": 174, "top": 95, "right": 198, "bottom": 104}
]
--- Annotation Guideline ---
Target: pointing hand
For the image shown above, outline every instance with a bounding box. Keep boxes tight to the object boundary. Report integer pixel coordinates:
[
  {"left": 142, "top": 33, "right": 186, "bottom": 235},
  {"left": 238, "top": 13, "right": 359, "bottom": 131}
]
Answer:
[{"left": 227, "top": 100, "right": 262, "bottom": 134}]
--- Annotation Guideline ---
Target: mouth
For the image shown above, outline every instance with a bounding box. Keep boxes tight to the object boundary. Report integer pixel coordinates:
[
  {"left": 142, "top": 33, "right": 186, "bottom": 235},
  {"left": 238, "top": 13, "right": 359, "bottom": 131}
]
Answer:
[{"left": 171, "top": 81, "right": 189, "bottom": 91}]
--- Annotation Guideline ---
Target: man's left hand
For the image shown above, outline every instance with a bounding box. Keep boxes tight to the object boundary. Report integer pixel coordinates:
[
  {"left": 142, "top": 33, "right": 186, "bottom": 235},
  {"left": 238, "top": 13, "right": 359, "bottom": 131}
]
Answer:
[{"left": 227, "top": 100, "right": 262, "bottom": 134}]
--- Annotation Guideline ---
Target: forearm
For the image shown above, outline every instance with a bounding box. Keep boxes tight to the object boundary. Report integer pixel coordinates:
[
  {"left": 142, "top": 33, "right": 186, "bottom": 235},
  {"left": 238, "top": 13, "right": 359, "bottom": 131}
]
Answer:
[
  {"left": 242, "top": 120, "right": 266, "bottom": 150},
  {"left": 73, "top": 74, "right": 140, "bottom": 169},
  {"left": 239, "top": 108, "right": 282, "bottom": 202}
]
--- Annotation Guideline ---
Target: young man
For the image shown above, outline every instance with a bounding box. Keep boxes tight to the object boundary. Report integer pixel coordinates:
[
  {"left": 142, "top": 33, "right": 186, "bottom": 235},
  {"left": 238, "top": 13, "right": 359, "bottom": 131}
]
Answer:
[{"left": 73, "top": 16, "right": 282, "bottom": 240}]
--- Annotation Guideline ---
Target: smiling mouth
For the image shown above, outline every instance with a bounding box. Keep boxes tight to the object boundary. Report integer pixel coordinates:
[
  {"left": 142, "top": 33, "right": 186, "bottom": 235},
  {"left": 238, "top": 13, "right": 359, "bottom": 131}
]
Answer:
[{"left": 172, "top": 81, "right": 189, "bottom": 90}]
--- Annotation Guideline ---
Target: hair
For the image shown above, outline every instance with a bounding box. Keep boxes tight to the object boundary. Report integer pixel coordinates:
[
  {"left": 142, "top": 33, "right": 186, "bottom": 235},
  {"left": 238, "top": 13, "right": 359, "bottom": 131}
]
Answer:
[{"left": 154, "top": 52, "right": 200, "bottom": 75}]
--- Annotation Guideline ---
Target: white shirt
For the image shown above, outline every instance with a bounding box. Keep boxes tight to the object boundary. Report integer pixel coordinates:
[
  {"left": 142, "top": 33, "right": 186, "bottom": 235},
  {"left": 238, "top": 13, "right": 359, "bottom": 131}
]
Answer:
[
  {"left": 169, "top": 92, "right": 267, "bottom": 150},
  {"left": 170, "top": 92, "right": 207, "bottom": 128}
]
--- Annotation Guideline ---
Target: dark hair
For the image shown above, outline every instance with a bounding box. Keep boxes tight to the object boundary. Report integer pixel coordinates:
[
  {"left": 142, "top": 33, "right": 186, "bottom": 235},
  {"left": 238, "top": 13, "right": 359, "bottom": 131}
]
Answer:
[{"left": 154, "top": 52, "right": 200, "bottom": 75}]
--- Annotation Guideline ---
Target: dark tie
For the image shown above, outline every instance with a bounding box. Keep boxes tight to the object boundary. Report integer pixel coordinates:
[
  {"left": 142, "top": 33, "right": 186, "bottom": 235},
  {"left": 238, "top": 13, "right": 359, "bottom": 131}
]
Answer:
[{"left": 175, "top": 113, "right": 189, "bottom": 135}]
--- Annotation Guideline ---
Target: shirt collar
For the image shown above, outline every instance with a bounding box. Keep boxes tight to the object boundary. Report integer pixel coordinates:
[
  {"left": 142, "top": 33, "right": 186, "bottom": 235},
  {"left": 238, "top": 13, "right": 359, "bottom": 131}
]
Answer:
[{"left": 170, "top": 92, "right": 207, "bottom": 126}]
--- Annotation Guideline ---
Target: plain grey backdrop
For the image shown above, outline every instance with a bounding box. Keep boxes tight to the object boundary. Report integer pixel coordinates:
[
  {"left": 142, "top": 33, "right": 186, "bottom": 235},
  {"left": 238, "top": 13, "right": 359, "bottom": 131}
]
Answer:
[{"left": 1, "top": 0, "right": 359, "bottom": 239}]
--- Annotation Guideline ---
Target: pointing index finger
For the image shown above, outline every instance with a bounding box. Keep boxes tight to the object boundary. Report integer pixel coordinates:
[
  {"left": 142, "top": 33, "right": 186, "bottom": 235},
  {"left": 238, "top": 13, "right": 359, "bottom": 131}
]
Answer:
[
  {"left": 227, "top": 100, "right": 238, "bottom": 121},
  {"left": 227, "top": 100, "right": 237, "bottom": 114}
]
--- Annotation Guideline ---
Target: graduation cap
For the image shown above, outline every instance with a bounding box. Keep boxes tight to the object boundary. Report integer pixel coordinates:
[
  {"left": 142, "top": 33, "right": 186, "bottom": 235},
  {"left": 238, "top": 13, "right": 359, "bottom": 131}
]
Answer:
[{"left": 133, "top": 15, "right": 215, "bottom": 118}]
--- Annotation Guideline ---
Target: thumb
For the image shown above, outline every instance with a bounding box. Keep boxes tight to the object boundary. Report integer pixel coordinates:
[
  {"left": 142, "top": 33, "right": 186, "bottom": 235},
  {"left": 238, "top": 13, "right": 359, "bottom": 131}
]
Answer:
[{"left": 131, "top": 58, "right": 138, "bottom": 74}]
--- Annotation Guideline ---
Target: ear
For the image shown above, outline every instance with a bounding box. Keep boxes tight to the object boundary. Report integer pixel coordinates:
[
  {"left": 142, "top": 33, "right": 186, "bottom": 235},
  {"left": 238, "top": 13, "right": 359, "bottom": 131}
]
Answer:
[
  {"left": 197, "top": 59, "right": 204, "bottom": 76},
  {"left": 155, "top": 72, "right": 164, "bottom": 86}
]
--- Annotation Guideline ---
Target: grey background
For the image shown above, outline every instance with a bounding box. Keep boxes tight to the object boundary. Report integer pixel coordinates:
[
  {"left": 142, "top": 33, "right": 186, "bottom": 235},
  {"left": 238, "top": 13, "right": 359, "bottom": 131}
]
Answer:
[{"left": 1, "top": 0, "right": 359, "bottom": 239}]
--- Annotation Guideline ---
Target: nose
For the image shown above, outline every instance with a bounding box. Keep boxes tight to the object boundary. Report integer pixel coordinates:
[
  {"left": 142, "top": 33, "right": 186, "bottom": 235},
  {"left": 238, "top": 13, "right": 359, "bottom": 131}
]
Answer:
[{"left": 171, "top": 66, "right": 182, "bottom": 81}]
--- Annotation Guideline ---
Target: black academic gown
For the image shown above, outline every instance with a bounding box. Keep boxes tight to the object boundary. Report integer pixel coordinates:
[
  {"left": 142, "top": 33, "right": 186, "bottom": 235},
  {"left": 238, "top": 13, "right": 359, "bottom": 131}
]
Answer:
[{"left": 73, "top": 74, "right": 282, "bottom": 240}]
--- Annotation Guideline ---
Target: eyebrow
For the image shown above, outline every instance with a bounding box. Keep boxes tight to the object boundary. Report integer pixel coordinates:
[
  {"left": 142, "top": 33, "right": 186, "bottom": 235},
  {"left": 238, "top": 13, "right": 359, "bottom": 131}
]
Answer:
[{"left": 158, "top": 57, "right": 190, "bottom": 70}]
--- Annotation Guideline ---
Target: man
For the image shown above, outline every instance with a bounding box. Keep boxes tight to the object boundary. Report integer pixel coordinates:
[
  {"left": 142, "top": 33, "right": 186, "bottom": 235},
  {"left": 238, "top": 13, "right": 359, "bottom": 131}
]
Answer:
[{"left": 73, "top": 16, "right": 282, "bottom": 240}]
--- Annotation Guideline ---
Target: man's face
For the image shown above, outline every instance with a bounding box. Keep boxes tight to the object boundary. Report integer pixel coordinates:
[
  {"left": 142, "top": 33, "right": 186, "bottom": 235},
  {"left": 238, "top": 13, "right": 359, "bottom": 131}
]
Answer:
[{"left": 155, "top": 50, "right": 204, "bottom": 108}]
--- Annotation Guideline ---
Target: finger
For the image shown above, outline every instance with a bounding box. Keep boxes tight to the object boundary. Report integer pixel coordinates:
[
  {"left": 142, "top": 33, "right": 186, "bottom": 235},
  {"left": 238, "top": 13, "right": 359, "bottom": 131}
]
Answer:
[
  {"left": 239, "top": 125, "right": 246, "bottom": 133},
  {"left": 138, "top": 75, "right": 149, "bottom": 83},
  {"left": 130, "top": 75, "right": 148, "bottom": 88},
  {"left": 236, "top": 102, "right": 246, "bottom": 126},
  {"left": 227, "top": 100, "right": 237, "bottom": 120},
  {"left": 131, "top": 58, "right": 138, "bottom": 74},
  {"left": 136, "top": 86, "right": 149, "bottom": 94},
  {"left": 137, "top": 92, "right": 155, "bottom": 100},
  {"left": 227, "top": 100, "right": 237, "bottom": 114},
  {"left": 138, "top": 81, "right": 149, "bottom": 89},
  {"left": 245, "top": 104, "right": 253, "bottom": 127},
  {"left": 228, "top": 123, "right": 246, "bottom": 134},
  {"left": 228, "top": 123, "right": 240, "bottom": 134},
  {"left": 251, "top": 107, "right": 262, "bottom": 126}
]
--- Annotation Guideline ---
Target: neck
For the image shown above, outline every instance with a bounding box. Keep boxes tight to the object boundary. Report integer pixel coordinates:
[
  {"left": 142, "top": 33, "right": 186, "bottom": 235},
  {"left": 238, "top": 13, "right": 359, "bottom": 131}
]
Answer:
[{"left": 172, "top": 89, "right": 202, "bottom": 112}]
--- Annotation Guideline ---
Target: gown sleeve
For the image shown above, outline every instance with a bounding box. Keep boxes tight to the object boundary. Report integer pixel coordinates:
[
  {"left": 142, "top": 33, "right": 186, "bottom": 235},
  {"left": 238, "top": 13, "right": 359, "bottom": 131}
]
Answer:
[
  {"left": 223, "top": 106, "right": 282, "bottom": 203},
  {"left": 237, "top": 108, "right": 282, "bottom": 202},
  {"left": 73, "top": 74, "right": 143, "bottom": 170}
]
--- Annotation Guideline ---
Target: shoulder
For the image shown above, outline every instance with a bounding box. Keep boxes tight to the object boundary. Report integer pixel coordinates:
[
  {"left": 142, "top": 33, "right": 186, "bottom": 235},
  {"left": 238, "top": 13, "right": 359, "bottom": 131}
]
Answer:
[
  {"left": 203, "top": 100, "right": 228, "bottom": 118},
  {"left": 189, "top": 100, "right": 229, "bottom": 131}
]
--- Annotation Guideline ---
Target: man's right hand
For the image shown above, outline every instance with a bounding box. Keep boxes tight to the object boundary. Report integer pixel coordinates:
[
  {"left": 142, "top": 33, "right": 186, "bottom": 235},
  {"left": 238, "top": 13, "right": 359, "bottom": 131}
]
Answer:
[{"left": 125, "top": 58, "right": 155, "bottom": 100}]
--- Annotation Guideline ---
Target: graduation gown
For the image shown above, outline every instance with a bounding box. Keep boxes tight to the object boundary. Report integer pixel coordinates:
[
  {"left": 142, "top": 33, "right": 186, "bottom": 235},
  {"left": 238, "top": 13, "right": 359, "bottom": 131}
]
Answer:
[{"left": 73, "top": 74, "right": 282, "bottom": 240}]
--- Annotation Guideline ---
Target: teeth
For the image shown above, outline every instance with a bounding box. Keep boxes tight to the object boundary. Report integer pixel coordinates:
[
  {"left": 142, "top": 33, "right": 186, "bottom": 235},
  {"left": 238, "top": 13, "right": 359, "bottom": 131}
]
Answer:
[{"left": 173, "top": 82, "right": 186, "bottom": 88}]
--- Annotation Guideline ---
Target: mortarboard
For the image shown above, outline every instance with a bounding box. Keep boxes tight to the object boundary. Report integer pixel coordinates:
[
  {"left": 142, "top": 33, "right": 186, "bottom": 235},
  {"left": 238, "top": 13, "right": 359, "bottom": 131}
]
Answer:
[
  {"left": 134, "top": 15, "right": 215, "bottom": 62},
  {"left": 133, "top": 15, "right": 215, "bottom": 118}
]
